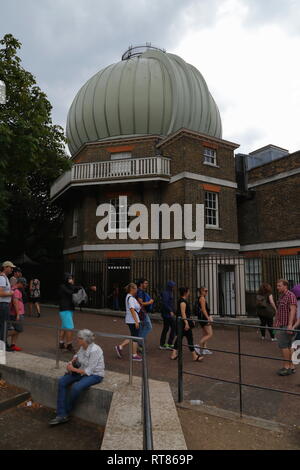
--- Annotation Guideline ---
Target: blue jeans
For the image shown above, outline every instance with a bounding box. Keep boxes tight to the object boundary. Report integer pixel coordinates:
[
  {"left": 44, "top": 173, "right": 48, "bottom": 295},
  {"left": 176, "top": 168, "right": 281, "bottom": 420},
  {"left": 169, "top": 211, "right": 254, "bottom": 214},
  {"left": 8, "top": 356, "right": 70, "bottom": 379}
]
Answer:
[
  {"left": 56, "top": 373, "right": 103, "bottom": 417},
  {"left": 139, "top": 314, "right": 152, "bottom": 340}
]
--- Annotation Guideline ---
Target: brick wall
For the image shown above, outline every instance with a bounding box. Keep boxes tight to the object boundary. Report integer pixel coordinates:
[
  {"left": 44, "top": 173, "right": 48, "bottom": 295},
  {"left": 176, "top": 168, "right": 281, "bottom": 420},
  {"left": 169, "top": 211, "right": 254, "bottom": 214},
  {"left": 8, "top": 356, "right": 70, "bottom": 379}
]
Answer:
[{"left": 238, "top": 173, "right": 300, "bottom": 246}]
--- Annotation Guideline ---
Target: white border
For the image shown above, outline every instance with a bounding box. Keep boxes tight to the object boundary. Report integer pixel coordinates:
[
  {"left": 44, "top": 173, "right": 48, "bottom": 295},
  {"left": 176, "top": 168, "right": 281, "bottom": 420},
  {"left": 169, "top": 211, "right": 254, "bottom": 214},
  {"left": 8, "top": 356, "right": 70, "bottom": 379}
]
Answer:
[
  {"left": 248, "top": 168, "right": 300, "bottom": 188},
  {"left": 63, "top": 240, "right": 241, "bottom": 255},
  {"left": 170, "top": 172, "right": 237, "bottom": 188},
  {"left": 240, "top": 240, "right": 300, "bottom": 251}
]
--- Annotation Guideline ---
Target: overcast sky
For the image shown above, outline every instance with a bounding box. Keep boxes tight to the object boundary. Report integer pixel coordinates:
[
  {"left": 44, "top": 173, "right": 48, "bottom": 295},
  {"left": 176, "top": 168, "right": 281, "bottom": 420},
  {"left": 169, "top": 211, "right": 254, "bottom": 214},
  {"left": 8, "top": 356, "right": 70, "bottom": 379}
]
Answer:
[{"left": 1, "top": 0, "right": 300, "bottom": 154}]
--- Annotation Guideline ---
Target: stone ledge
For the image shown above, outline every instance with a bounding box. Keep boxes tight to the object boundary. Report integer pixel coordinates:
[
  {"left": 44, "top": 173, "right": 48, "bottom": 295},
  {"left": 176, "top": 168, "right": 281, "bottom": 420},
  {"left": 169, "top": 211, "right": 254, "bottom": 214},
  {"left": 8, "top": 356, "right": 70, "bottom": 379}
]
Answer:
[{"left": 0, "top": 352, "right": 187, "bottom": 450}]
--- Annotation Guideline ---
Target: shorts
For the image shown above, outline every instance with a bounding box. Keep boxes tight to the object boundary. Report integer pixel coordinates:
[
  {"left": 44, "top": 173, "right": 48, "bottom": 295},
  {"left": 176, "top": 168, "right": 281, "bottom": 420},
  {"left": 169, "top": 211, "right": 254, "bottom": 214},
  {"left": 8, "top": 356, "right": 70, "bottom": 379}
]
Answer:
[
  {"left": 30, "top": 297, "right": 40, "bottom": 303},
  {"left": 59, "top": 310, "right": 74, "bottom": 330},
  {"left": 9, "top": 314, "right": 24, "bottom": 333},
  {"left": 127, "top": 323, "right": 140, "bottom": 342},
  {"left": 276, "top": 328, "right": 296, "bottom": 349}
]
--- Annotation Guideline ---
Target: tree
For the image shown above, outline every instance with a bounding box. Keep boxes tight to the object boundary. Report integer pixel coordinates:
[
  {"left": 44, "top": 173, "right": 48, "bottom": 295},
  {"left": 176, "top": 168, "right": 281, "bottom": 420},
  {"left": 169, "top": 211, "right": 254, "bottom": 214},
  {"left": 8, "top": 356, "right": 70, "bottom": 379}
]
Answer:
[{"left": 0, "top": 34, "right": 70, "bottom": 259}]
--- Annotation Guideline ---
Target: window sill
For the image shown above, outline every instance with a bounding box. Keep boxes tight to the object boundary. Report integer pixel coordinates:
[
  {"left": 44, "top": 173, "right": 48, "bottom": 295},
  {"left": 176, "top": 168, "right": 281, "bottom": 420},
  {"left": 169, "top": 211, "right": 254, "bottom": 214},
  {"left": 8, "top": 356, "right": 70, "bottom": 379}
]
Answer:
[
  {"left": 205, "top": 226, "right": 222, "bottom": 230},
  {"left": 203, "top": 162, "right": 220, "bottom": 168}
]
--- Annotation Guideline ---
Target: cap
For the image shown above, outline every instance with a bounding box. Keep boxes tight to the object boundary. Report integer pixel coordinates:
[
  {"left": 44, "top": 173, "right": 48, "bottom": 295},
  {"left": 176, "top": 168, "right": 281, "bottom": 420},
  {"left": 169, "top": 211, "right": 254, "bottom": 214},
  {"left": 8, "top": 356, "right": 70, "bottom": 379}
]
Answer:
[
  {"left": 17, "top": 277, "right": 27, "bottom": 285},
  {"left": 13, "top": 267, "right": 22, "bottom": 273},
  {"left": 1, "top": 261, "right": 16, "bottom": 268},
  {"left": 167, "top": 280, "right": 176, "bottom": 288}
]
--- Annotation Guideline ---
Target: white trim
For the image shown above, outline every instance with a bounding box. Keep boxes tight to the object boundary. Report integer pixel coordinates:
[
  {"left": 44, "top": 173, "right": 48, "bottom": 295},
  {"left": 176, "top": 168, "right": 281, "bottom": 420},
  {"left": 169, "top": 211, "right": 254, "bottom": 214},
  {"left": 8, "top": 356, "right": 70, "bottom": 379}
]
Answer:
[
  {"left": 248, "top": 168, "right": 300, "bottom": 188},
  {"left": 170, "top": 172, "right": 237, "bottom": 188},
  {"left": 203, "top": 241, "right": 240, "bottom": 250},
  {"left": 63, "top": 240, "right": 241, "bottom": 254},
  {"left": 240, "top": 240, "right": 300, "bottom": 252},
  {"left": 50, "top": 177, "right": 170, "bottom": 202},
  {"left": 63, "top": 243, "right": 159, "bottom": 254}
]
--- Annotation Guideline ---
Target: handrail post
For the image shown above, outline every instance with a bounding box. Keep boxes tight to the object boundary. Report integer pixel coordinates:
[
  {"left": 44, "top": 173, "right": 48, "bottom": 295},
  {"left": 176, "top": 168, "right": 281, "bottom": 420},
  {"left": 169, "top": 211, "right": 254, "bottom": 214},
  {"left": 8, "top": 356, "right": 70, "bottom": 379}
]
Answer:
[
  {"left": 129, "top": 339, "right": 133, "bottom": 385},
  {"left": 178, "top": 316, "right": 184, "bottom": 403},
  {"left": 141, "top": 338, "right": 153, "bottom": 450},
  {"left": 56, "top": 327, "right": 60, "bottom": 369},
  {"left": 237, "top": 325, "right": 243, "bottom": 418}
]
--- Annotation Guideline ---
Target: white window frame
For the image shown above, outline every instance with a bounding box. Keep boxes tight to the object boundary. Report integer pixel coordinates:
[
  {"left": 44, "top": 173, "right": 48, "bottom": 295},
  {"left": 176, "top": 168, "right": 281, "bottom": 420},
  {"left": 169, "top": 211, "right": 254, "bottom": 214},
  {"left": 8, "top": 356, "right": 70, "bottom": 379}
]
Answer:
[
  {"left": 245, "top": 259, "right": 262, "bottom": 292},
  {"left": 283, "top": 258, "right": 300, "bottom": 287},
  {"left": 72, "top": 207, "right": 79, "bottom": 237},
  {"left": 108, "top": 197, "right": 129, "bottom": 233},
  {"left": 110, "top": 152, "right": 132, "bottom": 160},
  {"left": 203, "top": 147, "right": 217, "bottom": 166},
  {"left": 205, "top": 191, "right": 219, "bottom": 228}
]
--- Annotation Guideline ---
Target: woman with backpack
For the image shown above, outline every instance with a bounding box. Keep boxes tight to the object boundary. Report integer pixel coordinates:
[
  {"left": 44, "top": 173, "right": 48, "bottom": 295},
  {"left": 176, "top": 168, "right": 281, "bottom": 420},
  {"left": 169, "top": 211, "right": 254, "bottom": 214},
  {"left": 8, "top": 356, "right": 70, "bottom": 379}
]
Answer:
[
  {"left": 196, "top": 287, "right": 214, "bottom": 355},
  {"left": 114, "top": 283, "right": 142, "bottom": 362},
  {"left": 58, "top": 273, "right": 96, "bottom": 353},
  {"left": 29, "top": 278, "right": 41, "bottom": 318},
  {"left": 170, "top": 287, "right": 203, "bottom": 362},
  {"left": 256, "top": 283, "right": 277, "bottom": 340}
]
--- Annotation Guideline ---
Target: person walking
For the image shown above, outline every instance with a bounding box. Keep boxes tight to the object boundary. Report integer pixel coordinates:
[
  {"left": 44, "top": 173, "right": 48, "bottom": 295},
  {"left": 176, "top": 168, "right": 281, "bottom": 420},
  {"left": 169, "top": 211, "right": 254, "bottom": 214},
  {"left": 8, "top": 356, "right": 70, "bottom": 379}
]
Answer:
[
  {"left": 0, "top": 261, "right": 15, "bottom": 350},
  {"left": 8, "top": 278, "right": 26, "bottom": 351},
  {"left": 274, "top": 279, "right": 297, "bottom": 376},
  {"left": 256, "top": 283, "right": 277, "bottom": 340},
  {"left": 160, "top": 281, "right": 176, "bottom": 350},
  {"left": 137, "top": 279, "right": 154, "bottom": 344},
  {"left": 114, "top": 283, "right": 142, "bottom": 362},
  {"left": 196, "top": 287, "right": 214, "bottom": 355},
  {"left": 170, "top": 287, "right": 203, "bottom": 362},
  {"left": 29, "top": 277, "right": 41, "bottom": 318},
  {"left": 58, "top": 273, "right": 96, "bottom": 353},
  {"left": 49, "top": 329, "right": 104, "bottom": 426}
]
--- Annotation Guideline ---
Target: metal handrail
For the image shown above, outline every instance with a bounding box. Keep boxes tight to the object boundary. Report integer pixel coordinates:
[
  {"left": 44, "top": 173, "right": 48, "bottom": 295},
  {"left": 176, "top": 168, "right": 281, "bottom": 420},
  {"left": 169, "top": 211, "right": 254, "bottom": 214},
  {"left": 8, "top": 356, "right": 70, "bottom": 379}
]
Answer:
[
  {"left": 177, "top": 317, "right": 300, "bottom": 418},
  {"left": 4, "top": 319, "right": 153, "bottom": 450}
]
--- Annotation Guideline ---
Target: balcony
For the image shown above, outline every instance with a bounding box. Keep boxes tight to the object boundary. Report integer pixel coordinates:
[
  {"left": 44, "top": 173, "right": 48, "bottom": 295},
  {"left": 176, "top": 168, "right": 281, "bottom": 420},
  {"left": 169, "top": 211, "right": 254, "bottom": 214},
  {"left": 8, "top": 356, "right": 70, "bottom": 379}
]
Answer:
[{"left": 50, "top": 156, "right": 171, "bottom": 200}]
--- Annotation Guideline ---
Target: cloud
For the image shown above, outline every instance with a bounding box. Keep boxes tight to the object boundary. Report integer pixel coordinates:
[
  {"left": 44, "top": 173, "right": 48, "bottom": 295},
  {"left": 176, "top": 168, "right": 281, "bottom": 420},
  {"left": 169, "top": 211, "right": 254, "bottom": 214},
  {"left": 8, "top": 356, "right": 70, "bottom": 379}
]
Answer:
[
  {"left": 1, "top": 0, "right": 300, "bottom": 154},
  {"left": 241, "top": 0, "right": 300, "bottom": 34},
  {"left": 1, "top": 0, "right": 211, "bottom": 128}
]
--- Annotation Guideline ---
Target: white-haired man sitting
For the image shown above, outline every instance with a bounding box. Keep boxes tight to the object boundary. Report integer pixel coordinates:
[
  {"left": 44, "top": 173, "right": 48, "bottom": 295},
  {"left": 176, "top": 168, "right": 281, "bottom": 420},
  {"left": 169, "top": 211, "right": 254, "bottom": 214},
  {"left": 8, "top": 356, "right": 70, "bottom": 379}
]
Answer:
[{"left": 49, "top": 329, "right": 105, "bottom": 426}]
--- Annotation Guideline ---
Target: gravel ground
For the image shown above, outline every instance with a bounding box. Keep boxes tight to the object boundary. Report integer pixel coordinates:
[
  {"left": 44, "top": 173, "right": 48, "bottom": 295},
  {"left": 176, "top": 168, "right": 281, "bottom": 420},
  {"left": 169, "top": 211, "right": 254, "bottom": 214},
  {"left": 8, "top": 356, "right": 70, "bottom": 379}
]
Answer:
[
  {"left": 178, "top": 407, "right": 300, "bottom": 450},
  {"left": 0, "top": 386, "right": 104, "bottom": 450}
]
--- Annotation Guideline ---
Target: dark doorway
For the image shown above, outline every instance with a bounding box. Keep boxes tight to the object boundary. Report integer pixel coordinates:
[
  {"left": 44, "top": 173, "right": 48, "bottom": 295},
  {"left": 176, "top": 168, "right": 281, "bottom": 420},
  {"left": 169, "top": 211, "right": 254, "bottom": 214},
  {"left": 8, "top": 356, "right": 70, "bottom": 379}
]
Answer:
[
  {"left": 218, "top": 265, "right": 236, "bottom": 317},
  {"left": 107, "top": 259, "right": 131, "bottom": 310}
]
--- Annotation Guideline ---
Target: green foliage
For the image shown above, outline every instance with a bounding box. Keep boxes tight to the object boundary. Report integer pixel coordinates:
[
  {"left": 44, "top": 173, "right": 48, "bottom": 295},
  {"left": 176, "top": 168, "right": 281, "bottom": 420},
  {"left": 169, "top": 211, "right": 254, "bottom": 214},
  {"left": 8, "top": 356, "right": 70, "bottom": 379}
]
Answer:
[{"left": 0, "top": 34, "right": 71, "bottom": 258}]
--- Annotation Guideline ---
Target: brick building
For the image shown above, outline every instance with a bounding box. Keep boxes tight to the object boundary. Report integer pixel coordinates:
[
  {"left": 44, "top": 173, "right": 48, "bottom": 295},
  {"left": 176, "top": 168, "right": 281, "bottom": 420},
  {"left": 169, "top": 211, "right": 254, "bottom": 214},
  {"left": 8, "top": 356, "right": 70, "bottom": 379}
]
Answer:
[{"left": 50, "top": 46, "right": 299, "bottom": 315}]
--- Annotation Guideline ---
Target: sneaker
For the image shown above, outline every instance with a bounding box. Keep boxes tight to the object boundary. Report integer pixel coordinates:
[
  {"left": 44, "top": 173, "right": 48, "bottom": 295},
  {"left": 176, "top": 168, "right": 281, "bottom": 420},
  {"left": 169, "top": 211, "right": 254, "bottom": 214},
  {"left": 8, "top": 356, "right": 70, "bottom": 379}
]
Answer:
[
  {"left": 115, "top": 345, "right": 123, "bottom": 359},
  {"left": 261, "top": 337, "right": 265, "bottom": 340},
  {"left": 6, "top": 344, "right": 14, "bottom": 352},
  {"left": 202, "top": 349, "right": 213, "bottom": 355},
  {"left": 277, "top": 368, "right": 292, "bottom": 376},
  {"left": 59, "top": 342, "right": 65, "bottom": 350},
  {"left": 49, "top": 416, "right": 70, "bottom": 426},
  {"left": 159, "top": 344, "right": 170, "bottom": 350},
  {"left": 271, "top": 338, "right": 277, "bottom": 342},
  {"left": 11, "top": 345, "right": 22, "bottom": 351},
  {"left": 291, "top": 369, "right": 296, "bottom": 374},
  {"left": 132, "top": 354, "right": 143, "bottom": 362}
]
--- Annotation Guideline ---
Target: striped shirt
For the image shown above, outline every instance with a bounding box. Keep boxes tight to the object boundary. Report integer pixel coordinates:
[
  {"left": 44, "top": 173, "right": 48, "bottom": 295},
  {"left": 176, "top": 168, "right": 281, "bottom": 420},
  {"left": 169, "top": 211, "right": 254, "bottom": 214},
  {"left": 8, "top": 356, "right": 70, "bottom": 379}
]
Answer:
[
  {"left": 275, "top": 290, "right": 297, "bottom": 327},
  {"left": 76, "top": 343, "right": 105, "bottom": 377}
]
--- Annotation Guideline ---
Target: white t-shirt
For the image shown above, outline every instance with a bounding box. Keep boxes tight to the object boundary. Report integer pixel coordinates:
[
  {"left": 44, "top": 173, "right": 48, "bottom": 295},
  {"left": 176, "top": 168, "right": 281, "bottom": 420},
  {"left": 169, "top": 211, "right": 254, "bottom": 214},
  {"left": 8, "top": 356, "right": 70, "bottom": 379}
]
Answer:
[
  {"left": 125, "top": 294, "right": 141, "bottom": 324},
  {"left": 0, "top": 274, "right": 12, "bottom": 303}
]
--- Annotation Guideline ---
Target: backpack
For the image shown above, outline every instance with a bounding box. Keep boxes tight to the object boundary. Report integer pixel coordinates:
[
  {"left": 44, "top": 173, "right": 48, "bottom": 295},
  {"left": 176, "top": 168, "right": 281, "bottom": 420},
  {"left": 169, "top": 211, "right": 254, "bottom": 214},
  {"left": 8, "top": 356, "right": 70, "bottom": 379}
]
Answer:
[
  {"left": 256, "top": 294, "right": 268, "bottom": 309},
  {"left": 193, "top": 297, "right": 201, "bottom": 317},
  {"left": 72, "top": 287, "right": 88, "bottom": 307}
]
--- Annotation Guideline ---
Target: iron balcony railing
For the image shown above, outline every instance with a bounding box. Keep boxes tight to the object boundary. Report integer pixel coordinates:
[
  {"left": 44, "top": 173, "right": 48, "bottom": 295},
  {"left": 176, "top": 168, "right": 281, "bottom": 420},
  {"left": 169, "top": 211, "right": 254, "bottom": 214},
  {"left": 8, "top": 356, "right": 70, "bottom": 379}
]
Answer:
[{"left": 50, "top": 156, "right": 171, "bottom": 199}]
